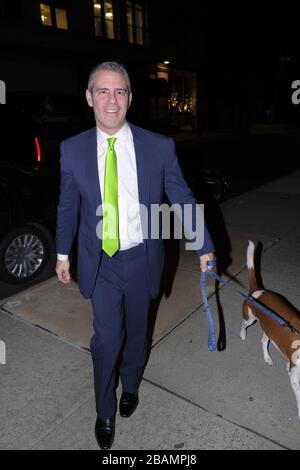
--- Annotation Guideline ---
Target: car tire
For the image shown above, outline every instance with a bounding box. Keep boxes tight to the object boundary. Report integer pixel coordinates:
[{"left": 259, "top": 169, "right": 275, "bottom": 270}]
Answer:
[{"left": 0, "top": 224, "right": 52, "bottom": 284}]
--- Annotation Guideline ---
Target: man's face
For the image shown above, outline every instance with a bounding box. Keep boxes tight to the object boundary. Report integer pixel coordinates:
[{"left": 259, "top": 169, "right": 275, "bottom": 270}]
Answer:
[{"left": 86, "top": 70, "right": 132, "bottom": 135}]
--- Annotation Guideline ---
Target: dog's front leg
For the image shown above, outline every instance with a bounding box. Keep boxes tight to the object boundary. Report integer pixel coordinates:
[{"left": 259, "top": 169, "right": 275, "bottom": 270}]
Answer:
[
  {"left": 240, "top": 306, "right": 256, "bottom": 340},
  {"left": 240, "top": 321, "right": 248, "bottom": 340}
]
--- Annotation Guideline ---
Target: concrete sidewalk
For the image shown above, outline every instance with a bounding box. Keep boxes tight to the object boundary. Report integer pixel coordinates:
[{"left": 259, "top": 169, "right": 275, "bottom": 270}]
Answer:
[{"left": 1, "top": 170, "right": 300, "bottom": 449}]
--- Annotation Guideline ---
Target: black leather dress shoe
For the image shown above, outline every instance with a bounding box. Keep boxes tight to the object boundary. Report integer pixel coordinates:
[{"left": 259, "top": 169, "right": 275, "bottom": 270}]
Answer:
[
  {"left": 119, "top": 392, "right": 139, "bottom": 418},
  {"left": 95, "top": 416, "right": 115, "bottom": 450}
]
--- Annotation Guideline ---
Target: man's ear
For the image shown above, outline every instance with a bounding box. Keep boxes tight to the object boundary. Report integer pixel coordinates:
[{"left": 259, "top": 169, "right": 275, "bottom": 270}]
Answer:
[
  {"left": 86, "top": 89, "right": 93, "bottom": 108},
  {"left": 127, "top": 92, "right": 133, "bottom": 110}
]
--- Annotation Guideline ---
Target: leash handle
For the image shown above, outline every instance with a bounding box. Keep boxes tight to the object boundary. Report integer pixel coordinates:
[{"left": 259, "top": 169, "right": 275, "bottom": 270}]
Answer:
[{"left": 207, "top": 259, "right": 217, "bottom": 268}]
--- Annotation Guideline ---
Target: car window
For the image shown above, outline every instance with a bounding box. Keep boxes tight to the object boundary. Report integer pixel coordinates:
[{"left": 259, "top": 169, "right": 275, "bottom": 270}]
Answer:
[
  {"left": 7, "top": 92, "right": 92, "bottom": 161},
  {"left": 0, "top": 105, "right": 37, "bottom": 167}
]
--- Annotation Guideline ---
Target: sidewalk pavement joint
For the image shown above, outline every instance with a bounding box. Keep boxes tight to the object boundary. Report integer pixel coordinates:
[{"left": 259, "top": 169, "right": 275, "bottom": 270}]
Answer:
[{"left": 142, "top": 378, "right": 289, "bottom": 450}]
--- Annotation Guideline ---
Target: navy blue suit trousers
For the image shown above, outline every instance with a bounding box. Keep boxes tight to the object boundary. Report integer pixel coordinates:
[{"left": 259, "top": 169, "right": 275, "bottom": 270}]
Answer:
[{"left": 90, "top": 243, "right": 151, "bottom": 420}]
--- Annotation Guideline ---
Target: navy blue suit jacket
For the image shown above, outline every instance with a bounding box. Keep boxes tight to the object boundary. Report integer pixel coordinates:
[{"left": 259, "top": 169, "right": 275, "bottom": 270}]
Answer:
[{"left": 56, "top": 123, "right": 215, "bottom": 299}]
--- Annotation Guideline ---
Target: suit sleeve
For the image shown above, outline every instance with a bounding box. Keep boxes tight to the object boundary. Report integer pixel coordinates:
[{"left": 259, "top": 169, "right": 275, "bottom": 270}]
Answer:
[
  {"left": 163, "top": 138, "right": 215, "bottom": 256},
  {"left": 55, "top": 140, "right": 80, "bottom": 255}
]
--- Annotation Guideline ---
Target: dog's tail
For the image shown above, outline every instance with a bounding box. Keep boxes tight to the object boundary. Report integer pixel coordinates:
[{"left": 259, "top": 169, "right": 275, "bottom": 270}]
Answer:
[{"left": 247, "top": 240, "right": 260, "bottom": 294}]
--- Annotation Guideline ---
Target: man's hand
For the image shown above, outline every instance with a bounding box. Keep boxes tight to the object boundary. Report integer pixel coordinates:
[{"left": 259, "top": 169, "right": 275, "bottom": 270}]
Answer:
[
  {"left": 199, "top": 252, "right": 215, "bottom": 272},
  {"left": 56, "top": 259, "right": 71, "bottom": 284}
]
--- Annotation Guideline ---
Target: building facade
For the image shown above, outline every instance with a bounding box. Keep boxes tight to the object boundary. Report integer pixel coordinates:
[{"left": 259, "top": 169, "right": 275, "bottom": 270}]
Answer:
[{"left": 0, "top": 0, "right": 200, "bottom": 133}]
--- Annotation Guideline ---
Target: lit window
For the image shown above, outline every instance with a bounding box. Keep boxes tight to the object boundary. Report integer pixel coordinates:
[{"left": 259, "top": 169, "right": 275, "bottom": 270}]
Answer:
[
  {"left": 126, "top": 1, "right": 145, "bottom": 45},
  {"left": 126, "top": 1, "right": 133, "bottom": 43},
  {"left": 104, "top": 1, "right": 114, "bottom": 39},
  {"left": 40, "top": 2, "right": 68, "bottom": 30},
  {"left": 169, "top": 72, "right": 195, "bottom": 115},
  {"left": 93, "top": 0, "right": 115, "bottom": 39},
  {"left": 135, "top": 4, "right": 143, "bottom": 45},
  {"left": 55, "top": 7, "right": 68, "bottom": 29},
  {"left": 93, "top": 0, "right": 103, "bottom": 36},
  {"left": 40, "top": 3, "right": 52, "bottom": 26}
]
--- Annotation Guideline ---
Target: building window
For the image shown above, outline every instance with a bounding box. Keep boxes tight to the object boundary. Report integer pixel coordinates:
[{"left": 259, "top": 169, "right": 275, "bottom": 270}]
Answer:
[
  {"left": 126, "top": 2, "right": 133, "bottom": 43},
  {"left": 126, "top": 1, "right": 146, "bottom": 45},
  {"left": 40, "top": 2, "right": 68, "bottom": 30},
  {"left": 169, "top": 70, "right": 197, "bottom": 131},
  {"left": 40, "top": 3, "right": 52, "bottom": 26},
  {"left": 55, "top": 7, "right": 68, "bottom": 29},
  {"left": 93, "top": 0, "right": 115, "bottom": 39},
  {"left": 93, "top": 1, "right": 103, "bottom": 36},
  {"left": 169, "top": 72, "right": 195, "bottom": 115}
]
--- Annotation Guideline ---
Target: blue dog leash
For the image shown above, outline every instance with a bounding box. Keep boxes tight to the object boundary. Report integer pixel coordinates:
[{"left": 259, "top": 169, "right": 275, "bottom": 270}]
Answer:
[
  {"left": 200, "top": 260, "right": 218, "bottom": 352},
  {"left": 201, "top": 259, "right": 299, "bottom": 352}
]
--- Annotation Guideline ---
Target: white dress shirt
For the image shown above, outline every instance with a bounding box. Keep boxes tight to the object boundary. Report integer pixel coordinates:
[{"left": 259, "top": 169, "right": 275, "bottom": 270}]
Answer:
[{"left": 57, "top": 122, "right": 143, "bottom": 260}]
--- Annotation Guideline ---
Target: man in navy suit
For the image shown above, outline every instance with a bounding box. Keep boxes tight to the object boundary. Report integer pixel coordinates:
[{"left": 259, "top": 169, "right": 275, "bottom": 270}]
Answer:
[{"left": 56, "top": 61, "right": 215, "bottom": 449}]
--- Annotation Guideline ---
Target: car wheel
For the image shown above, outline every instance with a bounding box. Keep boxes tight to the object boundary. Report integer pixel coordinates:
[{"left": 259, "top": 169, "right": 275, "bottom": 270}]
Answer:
[{"left": 0, "top": 224, "right": 51, "bottom": 284}]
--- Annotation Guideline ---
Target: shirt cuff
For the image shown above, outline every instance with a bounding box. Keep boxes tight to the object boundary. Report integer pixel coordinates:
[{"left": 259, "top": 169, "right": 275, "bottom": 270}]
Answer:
[{"left": 57, "top": 254, "right": 69, "bottom": 261}]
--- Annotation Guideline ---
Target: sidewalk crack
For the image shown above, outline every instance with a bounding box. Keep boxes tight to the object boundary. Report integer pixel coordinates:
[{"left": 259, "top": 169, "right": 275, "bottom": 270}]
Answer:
[{"left": 142, "top": 378, "right": 289, "bottom": 450}]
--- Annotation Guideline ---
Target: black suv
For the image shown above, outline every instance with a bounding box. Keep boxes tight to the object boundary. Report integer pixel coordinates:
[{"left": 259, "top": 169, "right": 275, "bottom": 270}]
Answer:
[{"left": 0, "top": 104, "right": 59, "bottom": 284}]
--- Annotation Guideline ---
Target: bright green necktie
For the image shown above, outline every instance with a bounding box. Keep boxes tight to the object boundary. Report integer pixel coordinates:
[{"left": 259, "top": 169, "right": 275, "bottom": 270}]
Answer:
[{"left": 102, "top": 137, "right": 120, "bottom": 257}]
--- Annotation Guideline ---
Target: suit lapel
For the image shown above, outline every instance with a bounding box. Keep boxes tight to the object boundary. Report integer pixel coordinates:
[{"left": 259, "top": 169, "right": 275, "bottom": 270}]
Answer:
[
  {"left": 84, "top": 127, "right": 101, "bottom": 208},
  {"left": 129, "top": 123, "right": 150, "bottom": 209}
]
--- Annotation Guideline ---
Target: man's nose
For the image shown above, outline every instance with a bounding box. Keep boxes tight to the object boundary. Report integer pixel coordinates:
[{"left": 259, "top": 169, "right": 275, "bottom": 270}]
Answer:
[{"left": 108, "top": 91, "right": 117, "bottom": 102}]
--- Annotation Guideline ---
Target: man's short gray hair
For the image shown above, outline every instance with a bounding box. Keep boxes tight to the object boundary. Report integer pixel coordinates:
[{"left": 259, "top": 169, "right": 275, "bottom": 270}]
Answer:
[{"left": 87, "top": 61, "right": 131, "bottom": 93}]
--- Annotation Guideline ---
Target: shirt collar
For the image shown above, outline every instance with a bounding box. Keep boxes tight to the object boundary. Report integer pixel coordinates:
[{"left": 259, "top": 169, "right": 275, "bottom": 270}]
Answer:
[{"left": 97, "top": 122, "right": 129, "bottom": 147}]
